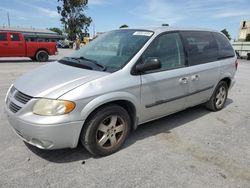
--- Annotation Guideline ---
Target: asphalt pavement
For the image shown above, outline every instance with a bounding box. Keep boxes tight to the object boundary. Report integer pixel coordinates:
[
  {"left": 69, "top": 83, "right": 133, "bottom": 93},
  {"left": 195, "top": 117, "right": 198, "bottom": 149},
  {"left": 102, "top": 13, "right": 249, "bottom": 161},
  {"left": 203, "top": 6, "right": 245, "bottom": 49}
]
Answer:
[{"left": 0, "top": 51, "right": 249, "bottom": 188}]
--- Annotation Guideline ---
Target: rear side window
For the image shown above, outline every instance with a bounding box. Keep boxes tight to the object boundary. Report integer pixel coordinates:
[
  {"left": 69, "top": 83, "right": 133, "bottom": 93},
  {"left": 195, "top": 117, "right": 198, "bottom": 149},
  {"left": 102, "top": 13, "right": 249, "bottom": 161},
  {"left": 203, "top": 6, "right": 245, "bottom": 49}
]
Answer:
[
  {"left": 181, "top": 31, "right": 218, "bottom": 65},
  {"left": 212, "top": 32, "right": 235, "bottom": 59},
  {"left": 25, "top": 37, "right": 37, "bottom": 42},
  {"left": 10, "top": 33, "right": 20, "bottom": 41},
  {"left": 0, "top": 33, "right": 7, "bottom": 41}
]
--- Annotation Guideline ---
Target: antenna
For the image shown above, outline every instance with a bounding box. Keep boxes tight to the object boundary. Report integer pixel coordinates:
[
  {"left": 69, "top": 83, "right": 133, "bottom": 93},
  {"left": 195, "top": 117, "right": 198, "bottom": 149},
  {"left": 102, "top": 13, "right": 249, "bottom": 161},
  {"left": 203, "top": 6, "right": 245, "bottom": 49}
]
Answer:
[{"left": 7, "top": 12, "right": 10, "bottom": 27}]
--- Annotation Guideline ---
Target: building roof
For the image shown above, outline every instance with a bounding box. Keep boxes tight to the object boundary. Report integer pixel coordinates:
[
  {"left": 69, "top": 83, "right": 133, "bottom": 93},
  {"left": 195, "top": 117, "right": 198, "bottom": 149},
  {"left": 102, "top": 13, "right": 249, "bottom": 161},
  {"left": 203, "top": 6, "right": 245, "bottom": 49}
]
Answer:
[{"left": 0, "top": 26, "right": 64, "bottom": 39}]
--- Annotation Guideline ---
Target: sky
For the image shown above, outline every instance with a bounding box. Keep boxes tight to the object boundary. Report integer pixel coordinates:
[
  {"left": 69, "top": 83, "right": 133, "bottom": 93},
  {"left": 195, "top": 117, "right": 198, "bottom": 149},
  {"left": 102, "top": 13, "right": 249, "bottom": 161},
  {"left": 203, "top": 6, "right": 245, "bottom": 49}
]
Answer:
[{"left": 0, "top": 0, "right": 250, "bottom": 40}]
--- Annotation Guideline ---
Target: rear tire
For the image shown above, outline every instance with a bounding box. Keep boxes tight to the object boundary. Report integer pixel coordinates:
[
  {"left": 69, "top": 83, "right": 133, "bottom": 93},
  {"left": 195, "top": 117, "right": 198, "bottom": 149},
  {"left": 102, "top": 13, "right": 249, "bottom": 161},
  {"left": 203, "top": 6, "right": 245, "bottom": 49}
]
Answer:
[
  {"left": 80, "top": 105, "right": 131, "bottom": 156},
  {"left": 205, "top": 81, "right": 228, "bottom": 111},
  {"left": 36, "top": 50, "right": 49, "bottom": 62}
]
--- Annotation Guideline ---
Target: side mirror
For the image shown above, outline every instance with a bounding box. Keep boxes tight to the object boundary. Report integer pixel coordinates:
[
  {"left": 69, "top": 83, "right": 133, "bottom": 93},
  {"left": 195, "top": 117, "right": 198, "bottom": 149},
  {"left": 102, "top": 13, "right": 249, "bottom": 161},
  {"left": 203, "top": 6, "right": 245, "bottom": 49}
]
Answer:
[{"left": 136, "top": 58, "right": 161, "bottom": 73}]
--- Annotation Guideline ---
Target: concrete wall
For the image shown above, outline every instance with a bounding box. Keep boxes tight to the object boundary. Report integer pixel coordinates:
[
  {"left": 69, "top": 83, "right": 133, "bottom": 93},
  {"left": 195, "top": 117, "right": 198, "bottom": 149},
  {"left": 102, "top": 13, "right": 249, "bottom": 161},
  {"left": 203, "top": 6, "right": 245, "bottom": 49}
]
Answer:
[{"left": 238, "top": 20, "right": 250, "bottom": 41}]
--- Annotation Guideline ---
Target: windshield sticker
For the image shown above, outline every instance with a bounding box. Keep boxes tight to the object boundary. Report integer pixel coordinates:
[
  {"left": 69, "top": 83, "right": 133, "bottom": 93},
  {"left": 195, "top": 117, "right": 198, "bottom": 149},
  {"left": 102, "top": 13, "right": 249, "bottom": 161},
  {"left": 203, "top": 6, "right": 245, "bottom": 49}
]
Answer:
[{"left": 133, "top": 31, "right": 153, "bottom": 36}]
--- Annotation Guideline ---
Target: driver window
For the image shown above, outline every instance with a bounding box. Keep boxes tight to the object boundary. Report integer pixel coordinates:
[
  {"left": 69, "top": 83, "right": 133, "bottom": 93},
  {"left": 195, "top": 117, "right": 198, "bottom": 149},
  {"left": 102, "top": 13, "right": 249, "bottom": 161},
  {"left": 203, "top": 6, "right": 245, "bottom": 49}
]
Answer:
[{"left": 142, "top": 33, "right": 185, "bottom": 70}]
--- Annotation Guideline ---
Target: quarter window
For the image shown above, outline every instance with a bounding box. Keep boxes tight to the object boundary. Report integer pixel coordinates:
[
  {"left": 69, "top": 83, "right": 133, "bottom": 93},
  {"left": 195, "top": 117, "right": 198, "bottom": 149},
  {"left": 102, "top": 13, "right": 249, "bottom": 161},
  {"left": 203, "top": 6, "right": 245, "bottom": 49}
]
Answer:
[
  {"left": 181, "top": 31, "right": 218, "bottom": 65},
  {"left": 212, "top": 32, "right": 235, "bottom": 58},
  {"left": 10, "top": 33, "right": 20, "bottom": 41},
  {"left": 142, "top": 33, "right": 185, "bottom": 70},
  {"left": 0, "top": 33, "right": 7, "bottom": 41}
]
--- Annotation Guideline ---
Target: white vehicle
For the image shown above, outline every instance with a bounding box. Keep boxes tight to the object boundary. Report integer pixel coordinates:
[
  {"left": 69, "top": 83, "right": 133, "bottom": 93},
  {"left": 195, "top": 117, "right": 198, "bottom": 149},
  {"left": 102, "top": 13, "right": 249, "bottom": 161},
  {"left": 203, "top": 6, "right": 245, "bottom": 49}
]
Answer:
[{"left": 231, "top": 41, "right": 250, "bottom": 59}]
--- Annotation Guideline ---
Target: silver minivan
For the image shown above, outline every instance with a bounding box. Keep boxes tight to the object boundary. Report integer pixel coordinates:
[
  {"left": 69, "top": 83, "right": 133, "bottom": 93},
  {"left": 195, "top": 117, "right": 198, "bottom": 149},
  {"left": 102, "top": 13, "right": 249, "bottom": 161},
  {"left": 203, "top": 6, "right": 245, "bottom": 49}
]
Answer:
[{"left": 5, "top": 27, "right": 237, "bottom": 156}]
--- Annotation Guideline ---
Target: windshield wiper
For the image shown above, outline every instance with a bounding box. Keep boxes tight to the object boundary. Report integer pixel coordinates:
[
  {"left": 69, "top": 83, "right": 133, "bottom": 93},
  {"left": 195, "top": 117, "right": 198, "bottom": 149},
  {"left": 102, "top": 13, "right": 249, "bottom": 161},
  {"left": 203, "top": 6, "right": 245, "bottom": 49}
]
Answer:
[
  {"left": 59, "top": 57, "right": 93, "bottom": 70},
  {"left": 71, "top": 56, "right": 106, "bottom": 71}
]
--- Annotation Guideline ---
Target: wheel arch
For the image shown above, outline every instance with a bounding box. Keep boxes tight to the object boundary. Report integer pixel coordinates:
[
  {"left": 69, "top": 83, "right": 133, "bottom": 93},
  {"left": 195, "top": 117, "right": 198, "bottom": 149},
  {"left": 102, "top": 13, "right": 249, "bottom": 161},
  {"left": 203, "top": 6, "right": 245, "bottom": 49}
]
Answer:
[
  {"left": 35, "top": 48, "right": 49, "bottom": 56},
  {"left": 80, "top": 92, "right": 139, "bottom": 131},
  {"left": 220, "top": 77, "right": 231, "bottom": 88}
]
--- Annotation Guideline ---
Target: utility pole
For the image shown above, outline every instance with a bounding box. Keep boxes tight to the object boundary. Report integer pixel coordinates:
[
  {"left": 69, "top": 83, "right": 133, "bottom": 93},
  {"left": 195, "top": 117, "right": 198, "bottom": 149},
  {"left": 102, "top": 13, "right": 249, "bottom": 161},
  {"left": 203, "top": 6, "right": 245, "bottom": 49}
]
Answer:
[{"left": 7, "top": 12, "right": 10, "bottom": 27}]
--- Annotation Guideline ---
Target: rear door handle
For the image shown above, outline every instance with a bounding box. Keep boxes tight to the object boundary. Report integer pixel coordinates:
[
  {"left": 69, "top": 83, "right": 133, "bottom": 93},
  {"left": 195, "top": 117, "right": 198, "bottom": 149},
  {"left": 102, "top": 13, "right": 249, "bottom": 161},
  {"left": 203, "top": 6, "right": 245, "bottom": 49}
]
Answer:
[
  {"left": 179, "top": 77, "right": 189, "bottom": 84},
  {"left": 191, "top": 74, "right": 199, "bottom": 81}
]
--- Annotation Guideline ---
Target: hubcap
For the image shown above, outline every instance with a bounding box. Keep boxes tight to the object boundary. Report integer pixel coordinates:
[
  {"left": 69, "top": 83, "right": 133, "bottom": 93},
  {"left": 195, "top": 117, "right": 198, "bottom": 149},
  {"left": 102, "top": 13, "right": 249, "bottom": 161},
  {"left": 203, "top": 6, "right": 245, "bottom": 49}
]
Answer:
[
  {"left": 39, "top": 53, "right": 46, "bottom": 61},
  {"left": 215, "top": 86, "right": 226, "bottom": 109},
  {"left": 96, "top": 115, "right": 126, "bottom": 149}
]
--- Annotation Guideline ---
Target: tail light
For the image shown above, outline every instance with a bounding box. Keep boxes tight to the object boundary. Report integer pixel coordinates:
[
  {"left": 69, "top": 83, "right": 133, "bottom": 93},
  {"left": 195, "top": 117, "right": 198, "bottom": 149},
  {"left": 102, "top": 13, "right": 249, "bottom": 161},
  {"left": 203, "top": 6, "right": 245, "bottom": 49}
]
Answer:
[{"left": 235, "top": 59, "right": 238, "bottom": 70}]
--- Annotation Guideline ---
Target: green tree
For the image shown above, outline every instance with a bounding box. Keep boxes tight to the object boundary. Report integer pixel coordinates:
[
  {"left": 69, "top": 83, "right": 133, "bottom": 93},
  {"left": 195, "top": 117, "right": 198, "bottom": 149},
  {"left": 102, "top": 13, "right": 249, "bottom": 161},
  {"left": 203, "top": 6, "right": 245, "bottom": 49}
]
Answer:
[
  {"left": 57, "top": 0, "right": 92, "bottom": 40},
  {"left": 246, "top": 34, "right": 250, "bottom": 41},
  {"left": 221, "top": 29, "right": 231, "bottom": 40},
  {"left": 49, "top": 27, "right": 63, "bottom": 35},
  {"left": 120, "top": 24, "right": 128, "bottom": 28}
]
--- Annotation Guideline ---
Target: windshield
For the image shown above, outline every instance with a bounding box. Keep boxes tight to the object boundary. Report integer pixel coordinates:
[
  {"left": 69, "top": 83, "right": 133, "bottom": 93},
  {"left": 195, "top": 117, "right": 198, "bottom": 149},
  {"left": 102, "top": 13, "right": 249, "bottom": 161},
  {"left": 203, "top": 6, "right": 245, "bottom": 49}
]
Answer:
[{"left": 59, "top": 30, "right": 153, "bottom": 72}]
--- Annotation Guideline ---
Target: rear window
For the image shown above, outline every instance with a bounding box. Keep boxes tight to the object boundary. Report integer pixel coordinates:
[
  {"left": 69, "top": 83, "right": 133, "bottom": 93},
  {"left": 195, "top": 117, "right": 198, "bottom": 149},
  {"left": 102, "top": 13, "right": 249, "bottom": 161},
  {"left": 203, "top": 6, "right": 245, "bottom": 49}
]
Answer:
[
  {"left": 0, "top": 33, "right": 7, "bottom": 41},
  {"left": 212, "top": 32, "right": 235, "bottom": 59},
  {"left": 181, "top": 31, "right": 218, "bottom": 65},
  {"left": 10, "top": 33, "right": 20, "bottom": 41}
]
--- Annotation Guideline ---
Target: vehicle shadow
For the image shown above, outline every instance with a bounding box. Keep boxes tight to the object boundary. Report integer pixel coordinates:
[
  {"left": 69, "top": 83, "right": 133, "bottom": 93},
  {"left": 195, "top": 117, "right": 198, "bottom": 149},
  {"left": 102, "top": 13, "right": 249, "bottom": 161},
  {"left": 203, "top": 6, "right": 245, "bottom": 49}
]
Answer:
[
  {"left": 125, "top": 98, "right": 233, "bottom": 147},
  {"left": 25, "top": 142, "right": 92, "bottom": 163},
  {"left": 224, "top": 98, "right": 233, "bottom": 108},
  {"left": 26, "top": 98, "right": 234, "bottom": 163}
]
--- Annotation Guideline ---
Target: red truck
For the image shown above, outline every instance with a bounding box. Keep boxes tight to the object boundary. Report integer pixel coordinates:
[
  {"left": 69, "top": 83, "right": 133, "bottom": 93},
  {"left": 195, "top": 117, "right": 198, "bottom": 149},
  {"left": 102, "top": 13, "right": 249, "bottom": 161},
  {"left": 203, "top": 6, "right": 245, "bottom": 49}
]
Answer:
[{"left": 0, "top": 32, "right": 57, "bottom": 62}]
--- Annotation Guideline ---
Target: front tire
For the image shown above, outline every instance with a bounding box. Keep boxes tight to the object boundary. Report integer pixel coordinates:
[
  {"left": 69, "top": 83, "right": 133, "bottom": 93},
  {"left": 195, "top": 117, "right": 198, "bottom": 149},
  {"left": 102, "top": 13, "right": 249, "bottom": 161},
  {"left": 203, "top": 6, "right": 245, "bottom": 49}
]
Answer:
[
  {"left": 36, "top": 50, "right": 49, "bottom": 62},
  {"left": 80, "top": 105, "right": 131, "bottom": 156},
  {"left": 205, "top": 81, "right": 228, "bottom": 111}
]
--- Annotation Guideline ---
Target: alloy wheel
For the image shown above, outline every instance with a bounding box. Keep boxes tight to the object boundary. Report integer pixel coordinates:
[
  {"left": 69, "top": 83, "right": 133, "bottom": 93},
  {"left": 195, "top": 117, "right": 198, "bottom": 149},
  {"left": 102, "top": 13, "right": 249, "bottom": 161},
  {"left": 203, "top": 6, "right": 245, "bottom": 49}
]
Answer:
[
  {"left": 96, "top": 115, "right": 126, "bottom": 149},
  {"left": 215, "top": 86, "right": 226, "bottom": 109}
]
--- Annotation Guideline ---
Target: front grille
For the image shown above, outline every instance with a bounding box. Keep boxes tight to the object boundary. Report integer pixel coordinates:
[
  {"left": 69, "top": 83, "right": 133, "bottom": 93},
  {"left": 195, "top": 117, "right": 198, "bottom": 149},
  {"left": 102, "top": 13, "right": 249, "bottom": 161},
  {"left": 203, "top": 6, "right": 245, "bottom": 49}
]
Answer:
[
  {"left": 14, "top": 91, "right": 32, "bottom": 104},
  {"left": 7, "top": 87, "right": 33, "bottom": 113},
  {"left": 9, "top": 102, "right": 22, "bottom": 113}
]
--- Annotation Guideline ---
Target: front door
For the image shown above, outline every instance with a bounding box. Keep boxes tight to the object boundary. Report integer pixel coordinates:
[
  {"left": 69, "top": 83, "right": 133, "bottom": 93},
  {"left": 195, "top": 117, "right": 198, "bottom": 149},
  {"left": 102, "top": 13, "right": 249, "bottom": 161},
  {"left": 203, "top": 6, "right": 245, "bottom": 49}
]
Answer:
[
  {"left": 8, "top": 33, "right": 25, "bottom": 57},
  {"left": 139, "top": 32, "right": 189, "bottom": 123}
]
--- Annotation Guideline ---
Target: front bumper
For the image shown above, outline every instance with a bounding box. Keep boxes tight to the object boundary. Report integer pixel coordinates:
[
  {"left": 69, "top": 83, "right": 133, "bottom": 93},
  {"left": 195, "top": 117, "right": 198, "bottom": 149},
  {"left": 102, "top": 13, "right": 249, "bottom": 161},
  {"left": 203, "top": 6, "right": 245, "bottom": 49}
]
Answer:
[
  {"left": 5, "top": 107, "right": 84, "bottom": 150},
  {"left": 230, "top": 77, "right": 236, "bottom": 90}
]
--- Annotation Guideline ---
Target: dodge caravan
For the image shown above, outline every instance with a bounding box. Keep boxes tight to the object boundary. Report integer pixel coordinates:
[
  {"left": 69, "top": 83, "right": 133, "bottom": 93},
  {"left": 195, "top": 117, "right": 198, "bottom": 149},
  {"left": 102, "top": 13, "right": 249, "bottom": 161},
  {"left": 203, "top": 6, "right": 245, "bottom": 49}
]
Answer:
[{"left": 4, "top": 27, "right": 237, "bottom": 156}]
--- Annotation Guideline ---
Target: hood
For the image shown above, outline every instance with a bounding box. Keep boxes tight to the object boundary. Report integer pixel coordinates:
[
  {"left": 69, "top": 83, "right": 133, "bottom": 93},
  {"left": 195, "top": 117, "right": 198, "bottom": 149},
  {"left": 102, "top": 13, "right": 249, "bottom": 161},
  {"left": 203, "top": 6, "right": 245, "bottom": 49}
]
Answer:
[{"left": 14, "top": 61, "right": 109, "bottom": 98}]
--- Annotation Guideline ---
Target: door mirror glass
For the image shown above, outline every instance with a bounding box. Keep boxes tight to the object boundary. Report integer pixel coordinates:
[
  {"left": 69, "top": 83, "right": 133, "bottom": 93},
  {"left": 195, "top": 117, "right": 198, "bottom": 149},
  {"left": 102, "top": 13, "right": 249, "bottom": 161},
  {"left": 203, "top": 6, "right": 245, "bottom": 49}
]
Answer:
[{"left": 136, "top": 57, "right": 161, "bottom": 72}]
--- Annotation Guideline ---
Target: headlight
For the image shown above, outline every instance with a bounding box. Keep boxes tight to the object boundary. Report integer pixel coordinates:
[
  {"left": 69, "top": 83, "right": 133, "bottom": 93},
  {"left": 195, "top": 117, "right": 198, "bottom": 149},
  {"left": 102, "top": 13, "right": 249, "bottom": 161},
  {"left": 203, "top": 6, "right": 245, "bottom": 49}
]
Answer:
[{"left": 33, "top": 99, "right": 75, "bottom": 116}]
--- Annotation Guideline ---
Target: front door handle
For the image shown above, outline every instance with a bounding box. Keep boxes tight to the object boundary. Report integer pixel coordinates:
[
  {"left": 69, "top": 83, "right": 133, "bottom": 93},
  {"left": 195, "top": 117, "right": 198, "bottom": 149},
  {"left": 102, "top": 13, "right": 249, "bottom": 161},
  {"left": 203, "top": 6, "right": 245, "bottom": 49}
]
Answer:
[
  {"left": 191, "top": 74, "right": 199, "bottom": 81},
  {"left": 179, "top": 77, "right": 189, "bottom": 84}
]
